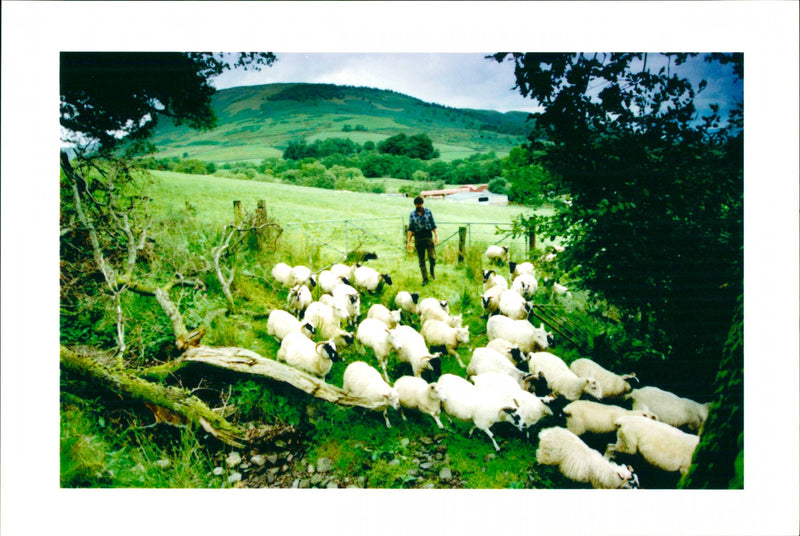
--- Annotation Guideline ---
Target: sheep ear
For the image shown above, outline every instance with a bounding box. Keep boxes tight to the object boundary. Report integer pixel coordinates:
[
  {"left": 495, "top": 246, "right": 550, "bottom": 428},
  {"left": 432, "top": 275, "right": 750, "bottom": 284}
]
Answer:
[{"left": 512, "top": 398, "right": 520, "bottom": 408}]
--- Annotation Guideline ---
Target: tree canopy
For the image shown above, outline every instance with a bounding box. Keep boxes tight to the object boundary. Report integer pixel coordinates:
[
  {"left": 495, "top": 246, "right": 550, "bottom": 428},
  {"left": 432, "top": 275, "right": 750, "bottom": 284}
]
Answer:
[
  {"left": 60, "top": 52, "right": 276, "bottom": 151},
  {"left": 493, "top": 52, "right": 743, "bottom": 390}
]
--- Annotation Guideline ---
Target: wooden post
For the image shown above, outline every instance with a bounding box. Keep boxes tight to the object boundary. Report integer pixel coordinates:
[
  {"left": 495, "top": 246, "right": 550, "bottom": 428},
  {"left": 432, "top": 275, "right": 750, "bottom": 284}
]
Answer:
[
  {"left": 403, "top": 225, "right": 409, "bottom": 252},
  {"left": 528, "top": 226, "right": 536, "bottom": 255},
  {"left": 233, "top": 200, "right": 243, "bottom": 225},
  {"left": 255, "top": 200, "right": 268, "bottom": 250},
  {"left": 458, "top": 226, "right": 468, "bottom": 263}
]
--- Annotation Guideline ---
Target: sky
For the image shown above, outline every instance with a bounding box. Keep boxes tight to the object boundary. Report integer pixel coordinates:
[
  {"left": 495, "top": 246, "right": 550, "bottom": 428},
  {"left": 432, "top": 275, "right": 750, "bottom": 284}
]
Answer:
[
  {"left": 212, "top": 52, "right": 543, "bottom": 113},
  {"left": 211, "top": 52, "right": 743, "bottom": 120}
]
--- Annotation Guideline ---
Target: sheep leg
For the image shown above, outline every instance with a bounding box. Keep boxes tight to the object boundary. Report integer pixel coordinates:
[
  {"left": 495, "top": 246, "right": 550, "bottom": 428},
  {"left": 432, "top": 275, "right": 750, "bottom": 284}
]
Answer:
[
  {"left": 604, "top": 443, "right": 618, "bottom": 460},
  {"left": 449, "top": 348, "right": 466, "bottom": 368},
  {"left": 383, "top": 409, "right": 392, "bottom": 428},
  {"left": 399, "top": 408, "right": 408, "bottom": 421},
  {"left": 480, "top": 426, "right": 501, "bottom": 452},
  {"left": 432, "top": 414, "right": 444, "bottom": 429}
]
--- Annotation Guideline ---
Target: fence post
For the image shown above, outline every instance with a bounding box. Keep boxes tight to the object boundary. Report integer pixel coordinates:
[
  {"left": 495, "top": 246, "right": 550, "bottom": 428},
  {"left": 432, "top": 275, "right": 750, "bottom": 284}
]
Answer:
[
  {"left": 458, "top": 226, "right": 468, "bottom": 264},
  {"left": 528, "top": 226, "right": 536, "bottom": 255},
  {"left": 233, "top": 200, "right": 243, "bottom": 225},
  {"left": 403, "top": 225, "right": 408, "bottom": 251},
  {"left": 255, "top": 200, "right": 268, "bottom": 250}
]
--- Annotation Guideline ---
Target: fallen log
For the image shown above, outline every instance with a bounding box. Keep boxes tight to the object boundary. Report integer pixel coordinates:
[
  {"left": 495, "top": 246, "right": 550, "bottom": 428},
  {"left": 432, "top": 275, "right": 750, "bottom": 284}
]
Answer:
[
  {"left": 182, "top": 345, "right": 387, "bottom": 410},
  {"left": 60, "top": 345, "right": 246, "bottom": 447}
]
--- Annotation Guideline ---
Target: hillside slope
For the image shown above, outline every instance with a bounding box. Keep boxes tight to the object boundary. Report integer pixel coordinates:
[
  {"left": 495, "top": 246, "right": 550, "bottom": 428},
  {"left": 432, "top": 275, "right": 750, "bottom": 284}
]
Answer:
[{"left": 149, "top": 83, "right": 535, "bottom": 162}]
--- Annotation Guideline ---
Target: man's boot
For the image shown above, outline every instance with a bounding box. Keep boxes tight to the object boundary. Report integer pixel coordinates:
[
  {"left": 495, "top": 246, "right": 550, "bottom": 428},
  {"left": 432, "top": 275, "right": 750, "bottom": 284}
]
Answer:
[
  {"left": 429, "top": 260, "right": 435, "bottom": 280},
  {"left": 420, "top": 262, "right": 429, "bottom": 285}
]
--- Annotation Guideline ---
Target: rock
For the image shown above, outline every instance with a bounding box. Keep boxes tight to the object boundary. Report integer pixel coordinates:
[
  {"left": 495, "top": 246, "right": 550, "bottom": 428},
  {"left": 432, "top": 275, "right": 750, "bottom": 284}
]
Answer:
[
  {"left": 316, "top": 457, "right": 332, "bottom": 473},
  {"left": 307, "top": 464, "right": 315, "bottom": 474},
  {"left": 212, "top": 467, "right": 224, "bottom": 477},
  {"left": 400, "top": 437, "right": 410, "bottom": 447},
  {"left": 483, "top": 453, "right": 496, "bottom": 463},
  {"left": 250, "top": 455, "right": 267, "bottom": 467},
  {"left": 439, "top": 467, "right": 453, "bottom": 481},
  {"left": 434, "top": 452, "right": 443, "bottom": 461},
  {"left": 291, "top": 478, "right": 299, "bottom": 488},
  {"left": 299, "top": 479, "right": 311, "bottom": 489},
  {"left": 227, "top": 472, "right": 242, "bottom": 484},
  {"left": 420, "top": 462, "right": 433, "bottom": 470},
  {"left": 419, "top": 436, "right": 433, "bottom": 445},
  {"left": 226, "top": 452, "right": 242, "bottom": 467},
  {"left": 280, "top": 464, "right": 289, "bottom": 473},
  {"left": 389, "top": 459, "right": 400, "bottom": 466},
  {"left": 311, "top": 474, "right": 324, "bottom": 486},
  {"left": 266, "top": 454, "right": 279, "bottom": 465},
  {"left": 155, "top": 459, "right": 170, "bottom": 469},
  {"left": 326, "top": 481, "right": 339, "bottom": 489},
  {"left": 422, "top": 483, "right": 436, "bottom": 489},
  {"left": 275, "top": 439, "right": 288, "bottom": 448},
  {"left": 357, "top": 476, "right": 367, "bottom": 487}
]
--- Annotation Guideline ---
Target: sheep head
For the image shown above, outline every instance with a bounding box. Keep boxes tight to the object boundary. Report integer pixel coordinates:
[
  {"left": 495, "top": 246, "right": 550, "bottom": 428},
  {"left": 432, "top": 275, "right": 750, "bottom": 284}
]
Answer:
[{"left": 582, "top": 377, "right": 604, "bottom": 400}]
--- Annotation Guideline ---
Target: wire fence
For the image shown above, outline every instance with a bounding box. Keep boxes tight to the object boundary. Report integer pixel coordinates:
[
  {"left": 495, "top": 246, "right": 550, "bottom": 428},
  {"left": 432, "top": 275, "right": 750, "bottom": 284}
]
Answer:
[{"left": 277, "top": 216, "right": 532, "bottom": 267}]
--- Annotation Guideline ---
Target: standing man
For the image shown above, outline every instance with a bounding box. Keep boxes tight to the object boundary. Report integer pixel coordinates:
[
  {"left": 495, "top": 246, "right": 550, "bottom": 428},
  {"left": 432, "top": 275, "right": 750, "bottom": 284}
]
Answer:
[{"left": 406, "top": 196, "right": 439, "bottom": 286}]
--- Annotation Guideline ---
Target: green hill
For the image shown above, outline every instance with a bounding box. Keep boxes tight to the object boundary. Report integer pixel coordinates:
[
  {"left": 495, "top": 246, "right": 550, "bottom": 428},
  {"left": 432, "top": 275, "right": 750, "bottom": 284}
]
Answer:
[{"left": 149, "top": 83, "right": 534, "bottom": 162}]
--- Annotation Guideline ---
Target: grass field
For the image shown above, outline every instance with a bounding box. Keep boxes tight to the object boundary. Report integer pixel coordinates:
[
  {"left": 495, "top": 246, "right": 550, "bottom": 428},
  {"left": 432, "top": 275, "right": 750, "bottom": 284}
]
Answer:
[{"left": 147, "top": 170, "right": 554, "bottom": 271}]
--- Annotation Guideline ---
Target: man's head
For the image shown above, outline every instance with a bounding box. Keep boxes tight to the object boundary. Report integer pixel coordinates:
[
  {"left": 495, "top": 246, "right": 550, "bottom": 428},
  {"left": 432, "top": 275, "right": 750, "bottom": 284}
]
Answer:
[{"left": 413, "top": 196, "right": 424, "bottom": 207}]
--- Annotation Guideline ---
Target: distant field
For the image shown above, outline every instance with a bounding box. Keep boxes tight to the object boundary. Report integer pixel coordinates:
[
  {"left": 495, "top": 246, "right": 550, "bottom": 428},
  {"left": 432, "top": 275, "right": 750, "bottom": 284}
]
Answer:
[{"left": 146, "top": 170, "right": 552, "bottom": 266}]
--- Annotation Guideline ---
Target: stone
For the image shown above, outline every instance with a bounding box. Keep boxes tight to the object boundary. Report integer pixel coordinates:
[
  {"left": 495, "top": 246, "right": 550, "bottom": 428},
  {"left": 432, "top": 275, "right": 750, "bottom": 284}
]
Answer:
[
  {"left": 439, "top": 467, "right": 453, "bottom": 481},
  {"left": 483, "top": 453, "right": 496, "bottom": 463},
  {"left": 275, "top": 439, "right": 287, "bottom": 448},
  {"left": 298, "top": 479, "right": 311, "bottom": 489},
  {"left": 307, "top": 464, "right": 315, "bottom": 474},
  {"left": 316, "top": 457, "right": 332, "bottom": 473},
  {"left": 226, "top": 452, "right": 242, "bottom": 468},
  {"left": 250, "top": 455, "right": 267, "bottom": 467},
  {"left": 420, "top": 462, "right": 433, "bottom": 470},
  {"left": 155, "top": 459, "right": 170, "bottom": 469},
  {"left": 227, "top": 472, "right": 242, "bottom": 484},
  {"left": 311, "top": 474, "right": 324, "bottom": 486},
  {"left": 266, "top": 454, "right": 279, "bottom": 465},
  {"left": 419, "top": 436, "right": 433, "bottom": 445},
  {"left": 326, "top": 481, "right": 339, "bottom": 489},
  {"left": 212, "top": 467, "right": 224, "bottom": 477},
  {"left": 400, "top": 437, "right": 410, "bottom": 447}
]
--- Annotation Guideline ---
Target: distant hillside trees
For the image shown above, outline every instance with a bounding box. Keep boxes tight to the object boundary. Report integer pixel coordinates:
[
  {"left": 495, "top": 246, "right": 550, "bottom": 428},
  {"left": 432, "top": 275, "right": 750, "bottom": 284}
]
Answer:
[
  {"left": 377, "top": 133, "right": 439, "bottom": 160},
  {"left": 283, "top": 137, "right": 361, "bottom": 160}
]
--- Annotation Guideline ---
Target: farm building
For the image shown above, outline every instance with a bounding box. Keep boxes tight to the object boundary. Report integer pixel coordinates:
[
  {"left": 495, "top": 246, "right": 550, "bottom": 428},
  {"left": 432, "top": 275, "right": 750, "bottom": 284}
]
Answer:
[
  {"left": 420, "top": 184, "right": 488, "bottom": 199},
  {"left": 445, "top": 191, "right": 509, "bottom": 206}
]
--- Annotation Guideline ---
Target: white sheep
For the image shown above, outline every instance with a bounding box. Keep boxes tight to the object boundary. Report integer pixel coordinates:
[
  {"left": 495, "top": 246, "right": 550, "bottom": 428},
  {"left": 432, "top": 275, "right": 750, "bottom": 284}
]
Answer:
[
  {"left": 569, "top": 358, "right": 638, "bottom": 398},
  {"left": 355, "top": 317, "right": 396, "bottom": 381},
  {"left": 394, "top": 291, "right": 420, "bottom": 315},
  {"left": 563, "top": 400, "right": 658, "bottom": 436},
  {"left": 287, "top": 283, "right": 312, "bottom": 316},
  {"left": 498, "top": 289, "right": 533, "bottom": 320},
  {"left": 418, "top": 297, "right": 449, "bottom": 317},
  {"left": 466, "top": 347, "right": 533, "bottom": 389},
  {"left": 317, "top": 269, "right": 350, "bottom": 294},
  {"left": 387, "top": 325, "right": 440, "bottom": 378},
  {"left": 329, "top": 263, "right": 355, "bottom": 281},
  {"left": 276, "top": 331, "right": 339, "bottom": 377},
  {"left": 394, "top": 376, "right": 447, "bottom": 429},
  {"left": 437, "top": 373, "right": 523, "bottom": 452},
  {"left": 480, "top": 285, "right": 505, "bottom": 316},
  {"left": 302, "top": 301, "right": 354, "bottom": 347},
  {"left": 536, "top": 427, "right": 638, "bottom": 489},
  {"left": 470, "top": 372, "right": 553, "bottom": 432},
  {"left": 366, "top": 303, "right": 401, "bottom": 328},
  {"left": 271, "top": 262, "right": 293, "bottom": 286},
  {"left": 352, "top": 265, "right": 392, "bottom": 294},
  {"left": 421, "top": 319, "right": 469, "bottom": 368},
  {"left": 605, "top": 415, "right": 700, "bottom": 475},
  {"left": 342, "top": 361, "right": 400, "bottom": 428},
  {"left": 553, "top": 282, "right": 570, "bottom": 296},
  {"left": 420, "top": 305, "right": 462, "bottom": 328},
  {"left": 485, "top": 338, "right": 526, "bottom": 368},
  {"left": 508, "top": 261, "right": 535, "bottom": 281},
  {"left": 626, "top": 386, "right": 710, "bottom": 433},
  {"left": 486, "top": 315, "right": 552, "bottom": 353},
  {"left": 485, "top": 245, "right": 510, "bottom": 264},
  {"left": 288, "top": 264, "right": 316, "bottom": 288},
  {"left": 528, "top": 352, "right": 604, "bottom": 401},
  {"left": 331, "top": 282, "right": 361, "bottom": 327},
  {"left": 266, "top": 309, "right": 316, "bottom": 342},
  {"left": 511, "top": 272, "right": 538, "bottom": 299},
  {"left": 483, "top": 270, "right": 509, "bottom": 291}
]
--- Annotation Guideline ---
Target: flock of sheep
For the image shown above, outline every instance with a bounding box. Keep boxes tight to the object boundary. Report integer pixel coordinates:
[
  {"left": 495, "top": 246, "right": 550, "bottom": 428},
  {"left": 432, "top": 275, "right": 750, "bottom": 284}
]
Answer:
[{"left": 265, "top": 245, "right": 709, "bottom": 489}]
